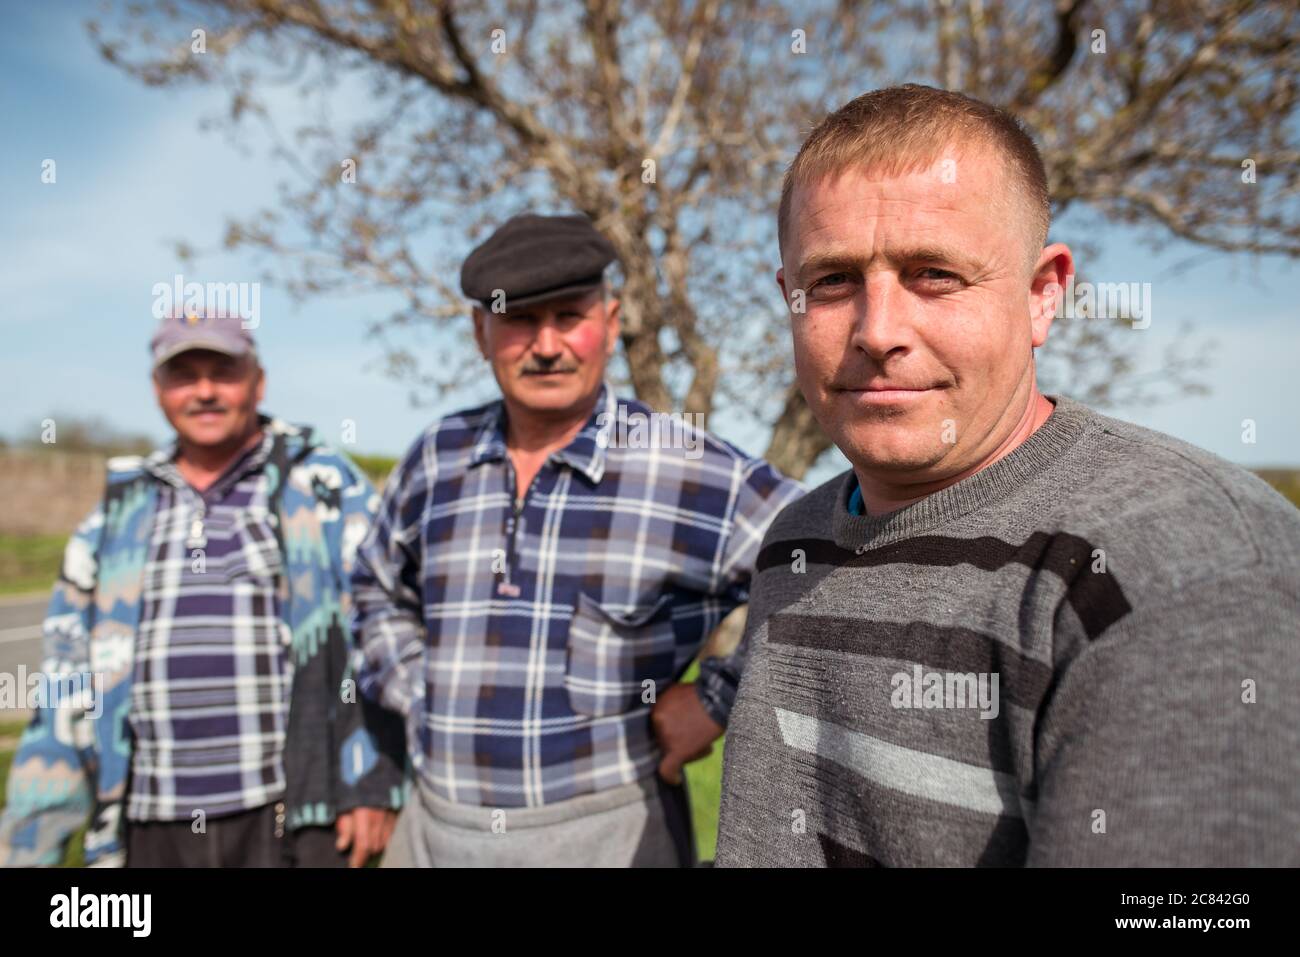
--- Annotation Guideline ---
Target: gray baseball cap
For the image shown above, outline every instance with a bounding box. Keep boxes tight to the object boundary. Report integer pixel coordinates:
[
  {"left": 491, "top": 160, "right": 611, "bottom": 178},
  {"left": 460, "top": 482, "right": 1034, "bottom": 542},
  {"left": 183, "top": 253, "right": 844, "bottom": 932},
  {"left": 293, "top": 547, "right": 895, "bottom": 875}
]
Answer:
[{"left": 150, "top": 314, "right": 256, "bottom": 370}]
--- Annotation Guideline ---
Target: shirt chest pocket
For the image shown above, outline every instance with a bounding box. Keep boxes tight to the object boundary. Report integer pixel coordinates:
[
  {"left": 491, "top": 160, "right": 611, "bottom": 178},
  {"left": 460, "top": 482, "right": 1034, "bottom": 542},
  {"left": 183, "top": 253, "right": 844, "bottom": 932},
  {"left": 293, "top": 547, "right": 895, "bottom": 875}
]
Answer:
[
  {"left": 564, "top": 593, "right": 677, "bottom": 718},
  {"left": 222, "top": 511, "right": 284, "bottom": 586}
]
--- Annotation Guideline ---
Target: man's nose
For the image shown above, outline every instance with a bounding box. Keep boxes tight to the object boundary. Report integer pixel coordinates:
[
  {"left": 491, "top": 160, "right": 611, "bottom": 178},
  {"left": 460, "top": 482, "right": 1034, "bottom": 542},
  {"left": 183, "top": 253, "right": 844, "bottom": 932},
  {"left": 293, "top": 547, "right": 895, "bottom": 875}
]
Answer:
[
  {"left": 851, "top": 275, "right": 912, "bottom": 362},
  {"left": 193, "top": 376, "right": 218, "bottom": 400},
  {"left": 532, "top": 318, "right": 562, "bottom": 357}
]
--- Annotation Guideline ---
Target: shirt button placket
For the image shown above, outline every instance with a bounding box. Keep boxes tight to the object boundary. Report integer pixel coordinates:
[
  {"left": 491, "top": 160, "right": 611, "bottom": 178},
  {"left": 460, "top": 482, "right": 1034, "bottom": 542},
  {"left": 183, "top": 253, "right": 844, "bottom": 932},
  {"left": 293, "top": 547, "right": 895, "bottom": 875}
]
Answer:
[{"left": 187, "top": 493, "right": 207, "bottom": 550}]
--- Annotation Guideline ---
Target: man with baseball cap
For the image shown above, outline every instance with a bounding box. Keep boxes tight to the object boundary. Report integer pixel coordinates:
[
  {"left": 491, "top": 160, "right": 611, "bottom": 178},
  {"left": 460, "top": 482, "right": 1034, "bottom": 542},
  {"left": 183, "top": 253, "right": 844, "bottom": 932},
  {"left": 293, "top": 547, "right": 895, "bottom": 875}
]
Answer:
[
  {"left": 0, "top": 313, "right": 405, "bottom": 867},
  {"left": 351, "top": 213, "right": 805, "bottom": 866}
]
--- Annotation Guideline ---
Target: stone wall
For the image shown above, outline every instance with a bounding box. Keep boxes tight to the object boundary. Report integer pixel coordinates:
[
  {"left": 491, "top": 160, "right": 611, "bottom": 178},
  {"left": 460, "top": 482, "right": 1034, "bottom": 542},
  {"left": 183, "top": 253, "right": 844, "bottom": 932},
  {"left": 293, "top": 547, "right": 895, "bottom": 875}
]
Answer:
[{"left": 0, "top": 450, "right": 106, "bottom": 536}]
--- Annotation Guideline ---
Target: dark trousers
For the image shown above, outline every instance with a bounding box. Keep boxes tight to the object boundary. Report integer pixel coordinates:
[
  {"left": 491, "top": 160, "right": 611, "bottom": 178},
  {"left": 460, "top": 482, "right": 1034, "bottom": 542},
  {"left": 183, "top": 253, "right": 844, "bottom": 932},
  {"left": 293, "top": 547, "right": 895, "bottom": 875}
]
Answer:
[
  {"left": 125, "top": 802, "right": 348, "bottom": 868},
  {"left": 655, "top": 776, "right": 697, "bottom": 868}
]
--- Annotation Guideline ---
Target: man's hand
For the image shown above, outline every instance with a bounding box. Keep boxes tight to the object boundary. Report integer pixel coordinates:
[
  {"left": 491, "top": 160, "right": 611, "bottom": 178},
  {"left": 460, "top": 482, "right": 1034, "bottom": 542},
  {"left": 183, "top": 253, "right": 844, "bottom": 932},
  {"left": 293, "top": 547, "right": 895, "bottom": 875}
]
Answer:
[
  {"left": 335, "top": 807, "right": 398, "bottom": 868},
  {"left": 651, "top": 682, "right": 724, "bottom": 785}
]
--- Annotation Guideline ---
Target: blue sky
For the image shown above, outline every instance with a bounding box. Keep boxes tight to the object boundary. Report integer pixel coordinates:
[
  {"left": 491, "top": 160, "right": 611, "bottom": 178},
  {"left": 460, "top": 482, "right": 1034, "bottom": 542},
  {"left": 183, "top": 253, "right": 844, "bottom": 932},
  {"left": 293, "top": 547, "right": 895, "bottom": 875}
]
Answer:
[{"left": 2, "top": 4, "right": 1297, "bottom": 484}]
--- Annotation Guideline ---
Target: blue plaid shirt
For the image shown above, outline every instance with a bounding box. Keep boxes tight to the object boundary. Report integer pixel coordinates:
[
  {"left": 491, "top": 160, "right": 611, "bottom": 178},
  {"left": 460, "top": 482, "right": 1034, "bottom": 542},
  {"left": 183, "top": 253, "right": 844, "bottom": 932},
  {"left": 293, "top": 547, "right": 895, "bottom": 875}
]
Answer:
[{"left": 351, "top": 383, "right": 804, "bottom": 808}]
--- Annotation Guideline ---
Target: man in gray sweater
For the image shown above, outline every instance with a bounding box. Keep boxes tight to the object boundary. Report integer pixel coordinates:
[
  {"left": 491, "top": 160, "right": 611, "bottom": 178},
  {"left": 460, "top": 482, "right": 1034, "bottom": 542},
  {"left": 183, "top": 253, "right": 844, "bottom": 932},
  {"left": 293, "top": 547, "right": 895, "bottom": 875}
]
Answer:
[{"left": 715, "top": 85, "right": 1300, "bottom": 867}]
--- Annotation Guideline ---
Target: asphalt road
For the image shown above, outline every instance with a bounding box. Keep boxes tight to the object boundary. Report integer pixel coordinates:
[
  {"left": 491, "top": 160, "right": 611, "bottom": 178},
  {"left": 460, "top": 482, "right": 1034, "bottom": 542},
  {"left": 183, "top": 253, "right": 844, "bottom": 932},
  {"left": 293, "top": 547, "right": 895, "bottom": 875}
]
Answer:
[{"left": 0, "top": 594, "right": 47, "bottom": 722}]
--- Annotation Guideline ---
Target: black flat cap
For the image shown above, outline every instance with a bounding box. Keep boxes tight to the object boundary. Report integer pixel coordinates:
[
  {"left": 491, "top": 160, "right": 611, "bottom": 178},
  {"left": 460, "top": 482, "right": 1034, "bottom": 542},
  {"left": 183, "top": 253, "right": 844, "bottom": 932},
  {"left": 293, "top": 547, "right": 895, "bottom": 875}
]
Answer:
[{"left": 460, "top": 213, "right": 619, "bottom": 310}]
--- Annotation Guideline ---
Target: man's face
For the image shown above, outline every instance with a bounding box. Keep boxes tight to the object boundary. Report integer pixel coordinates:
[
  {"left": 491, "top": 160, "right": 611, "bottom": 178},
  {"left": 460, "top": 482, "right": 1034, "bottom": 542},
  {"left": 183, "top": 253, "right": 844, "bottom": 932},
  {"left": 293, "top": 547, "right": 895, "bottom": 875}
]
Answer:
[
  {"left": 778, "top": 147, "right": 1067, "bottom": 481},
  {"left": 473, "top": 287, "right": 620, "bottom": 418},
  {"left": 153, "top": 349, "right": 264, "bottom": 450}
]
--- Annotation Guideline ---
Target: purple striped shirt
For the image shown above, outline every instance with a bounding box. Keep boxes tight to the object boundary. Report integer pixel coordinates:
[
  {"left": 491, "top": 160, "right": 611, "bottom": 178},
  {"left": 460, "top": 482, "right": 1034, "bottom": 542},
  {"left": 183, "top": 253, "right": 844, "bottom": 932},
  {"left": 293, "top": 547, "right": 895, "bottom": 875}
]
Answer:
[{"left": 128, "top": 432, "right": 292, "bottom": 822}]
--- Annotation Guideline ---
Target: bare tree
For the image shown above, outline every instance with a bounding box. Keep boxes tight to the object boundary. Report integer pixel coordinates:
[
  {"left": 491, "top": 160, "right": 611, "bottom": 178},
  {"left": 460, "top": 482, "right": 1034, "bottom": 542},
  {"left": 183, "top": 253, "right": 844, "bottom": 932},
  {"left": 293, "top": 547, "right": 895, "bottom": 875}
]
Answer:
[{"left": 91, "top": 0, "right": 1298, "bottom": 478}]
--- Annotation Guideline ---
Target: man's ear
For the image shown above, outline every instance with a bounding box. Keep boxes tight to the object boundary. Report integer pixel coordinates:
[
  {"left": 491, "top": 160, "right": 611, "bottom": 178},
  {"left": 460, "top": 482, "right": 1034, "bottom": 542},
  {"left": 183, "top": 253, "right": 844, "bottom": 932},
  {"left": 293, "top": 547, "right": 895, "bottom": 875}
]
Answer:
[
  {"left": 472, "top": 306, "right": 489, "bottom": 359},
  {"left": 255, "top": 363, "right": 266, "bottom": 405},
  {"left": 776, "top": 267, "right": 788, "bottom": 303},
  {"left": 604, "top": 298, "right": 621, "bottom": 356},
  {"left": 1028, "top": 243, "right": 1073, "bottom": 349}
]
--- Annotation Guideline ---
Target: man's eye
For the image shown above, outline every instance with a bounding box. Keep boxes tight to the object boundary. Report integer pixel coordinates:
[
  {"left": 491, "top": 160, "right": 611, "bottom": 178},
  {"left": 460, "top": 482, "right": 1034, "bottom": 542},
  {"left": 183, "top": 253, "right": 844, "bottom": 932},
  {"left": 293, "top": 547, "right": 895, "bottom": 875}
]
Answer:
[
  {"left": 810, "top": 273, "right": 851, "bottom": 291},
  {"left": 915, "top": 267, "right": 959, "bottom": 282}
]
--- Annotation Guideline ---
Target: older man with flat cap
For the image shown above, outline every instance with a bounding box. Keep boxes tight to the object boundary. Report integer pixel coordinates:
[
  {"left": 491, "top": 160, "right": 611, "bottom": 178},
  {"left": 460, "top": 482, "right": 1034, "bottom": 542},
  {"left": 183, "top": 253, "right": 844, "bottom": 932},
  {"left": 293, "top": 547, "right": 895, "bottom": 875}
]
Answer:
[
  {"left": 0, "top": 313, "right": 404, "bottom": 867},
  {"left": 352, "top": 213, "right": 804, "bottom": 866}
]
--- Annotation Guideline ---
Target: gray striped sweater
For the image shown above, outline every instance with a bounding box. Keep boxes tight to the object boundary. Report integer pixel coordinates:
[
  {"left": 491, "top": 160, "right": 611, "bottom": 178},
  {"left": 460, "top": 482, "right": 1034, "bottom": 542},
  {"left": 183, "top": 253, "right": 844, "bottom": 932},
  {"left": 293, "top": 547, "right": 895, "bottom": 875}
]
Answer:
[{"left": 715, "top": 396, "right": 1300, "bottom": 866}]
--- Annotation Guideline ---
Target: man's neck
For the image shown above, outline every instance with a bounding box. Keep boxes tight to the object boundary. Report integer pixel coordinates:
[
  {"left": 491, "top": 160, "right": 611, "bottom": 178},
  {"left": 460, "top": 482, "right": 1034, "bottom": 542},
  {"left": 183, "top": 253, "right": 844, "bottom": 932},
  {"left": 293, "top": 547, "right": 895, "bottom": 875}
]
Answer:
[
  {"left": 502, "top": 393, "right": 599, "bottom": 501},
  {"left": 175, "top": 425, "right": 264, "bottom": 493},
  {"left": 502, "top": 394, "right": 598, "bottom": 457},
  {"left": 854, "top": 391, "right": 1055, "bottom": 518}
]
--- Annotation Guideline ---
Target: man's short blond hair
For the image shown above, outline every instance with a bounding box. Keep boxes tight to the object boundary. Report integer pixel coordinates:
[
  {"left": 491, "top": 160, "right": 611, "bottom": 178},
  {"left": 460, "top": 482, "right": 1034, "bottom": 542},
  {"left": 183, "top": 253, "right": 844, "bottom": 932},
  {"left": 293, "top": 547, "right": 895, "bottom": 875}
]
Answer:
[{"left": 778, "top": 84, "right": 1051, "bottom": 267}]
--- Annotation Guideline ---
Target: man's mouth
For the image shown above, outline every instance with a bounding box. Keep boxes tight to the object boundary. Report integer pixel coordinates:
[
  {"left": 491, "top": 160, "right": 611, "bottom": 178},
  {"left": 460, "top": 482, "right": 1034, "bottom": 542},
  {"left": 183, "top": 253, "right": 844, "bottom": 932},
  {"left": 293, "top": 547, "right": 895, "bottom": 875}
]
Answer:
[{"left": 838, "top": 383, "right": 939, "bottom": 403}]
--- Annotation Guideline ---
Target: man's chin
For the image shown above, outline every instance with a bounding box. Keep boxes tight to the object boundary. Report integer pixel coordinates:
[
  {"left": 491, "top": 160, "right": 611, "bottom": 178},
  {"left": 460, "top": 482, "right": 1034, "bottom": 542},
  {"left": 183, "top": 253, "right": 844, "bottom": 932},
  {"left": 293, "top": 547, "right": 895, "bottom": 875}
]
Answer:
[
  {"left": 175, "top": 421, "right": 238, "bottom": 448},
  {"left": 835, "top": 429, "right": 949, "bottom": 476}
]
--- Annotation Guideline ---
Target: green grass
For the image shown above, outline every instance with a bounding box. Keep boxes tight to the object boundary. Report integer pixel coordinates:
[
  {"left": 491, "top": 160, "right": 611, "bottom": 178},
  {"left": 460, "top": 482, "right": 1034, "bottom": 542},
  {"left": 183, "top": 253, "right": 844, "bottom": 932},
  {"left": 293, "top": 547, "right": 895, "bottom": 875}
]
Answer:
[
  {"left": 0, "top": 719, "right": 25, "bottom": 824},
  {"left": 1256, "top": 469, "right": 1300, "bottom": 509},
  {"left": 684, "top": 735, "right": 724, "bottom": 863},
  {"left": 350, "top": 453, "right": 398, "bottom": 486},
  {"left": 0, "top": 720, "right": 19, "bottom": 788},
  {"left": 678, "top": 659, "right": 723, "bottom": 863},
  {"left": 0, "top": 533, "right": 65, "bottom": 596}
]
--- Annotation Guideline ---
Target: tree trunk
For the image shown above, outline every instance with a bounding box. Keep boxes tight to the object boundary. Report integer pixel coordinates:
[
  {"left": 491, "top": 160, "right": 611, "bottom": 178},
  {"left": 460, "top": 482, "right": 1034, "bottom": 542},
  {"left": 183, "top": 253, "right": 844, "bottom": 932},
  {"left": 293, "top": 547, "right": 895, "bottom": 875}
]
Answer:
[{"left": 763, "top": 380, "right": 834, "bottom": 481}]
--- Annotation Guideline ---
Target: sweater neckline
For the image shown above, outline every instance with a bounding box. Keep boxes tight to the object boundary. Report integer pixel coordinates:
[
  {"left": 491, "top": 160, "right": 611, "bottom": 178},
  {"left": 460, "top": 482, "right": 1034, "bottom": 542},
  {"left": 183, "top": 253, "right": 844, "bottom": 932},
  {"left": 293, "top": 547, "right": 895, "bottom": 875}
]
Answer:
[{"left": 831, "top": 395, "right": 1097, "bottom": 552}]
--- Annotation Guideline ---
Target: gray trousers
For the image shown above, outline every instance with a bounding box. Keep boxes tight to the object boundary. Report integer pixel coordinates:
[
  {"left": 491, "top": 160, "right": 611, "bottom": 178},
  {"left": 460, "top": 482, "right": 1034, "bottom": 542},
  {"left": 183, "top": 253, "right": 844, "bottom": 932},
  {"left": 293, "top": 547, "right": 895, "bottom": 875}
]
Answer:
[{"left": 382, "top": 774, "right": 695, "bottom": 867}]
